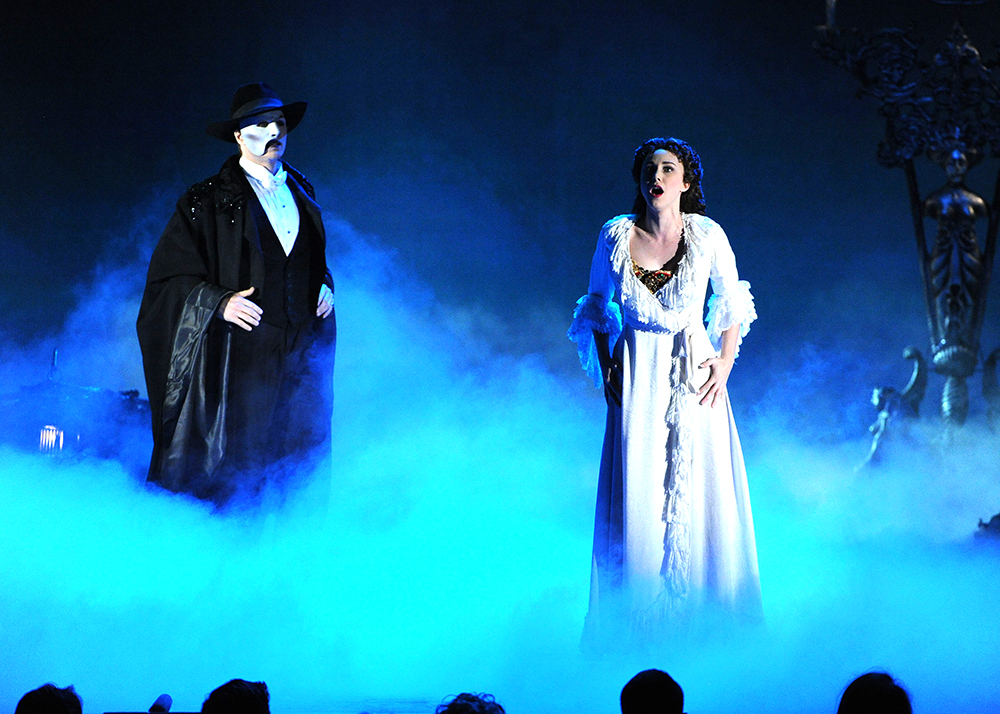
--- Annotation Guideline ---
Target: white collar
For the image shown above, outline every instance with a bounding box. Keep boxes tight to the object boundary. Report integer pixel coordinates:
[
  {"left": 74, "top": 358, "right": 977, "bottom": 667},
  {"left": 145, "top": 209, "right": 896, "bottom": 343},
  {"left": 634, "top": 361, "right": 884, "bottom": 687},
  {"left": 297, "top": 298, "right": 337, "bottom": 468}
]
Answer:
[{"left": 239, "top": 155, "right": 288, "bottom": 191}]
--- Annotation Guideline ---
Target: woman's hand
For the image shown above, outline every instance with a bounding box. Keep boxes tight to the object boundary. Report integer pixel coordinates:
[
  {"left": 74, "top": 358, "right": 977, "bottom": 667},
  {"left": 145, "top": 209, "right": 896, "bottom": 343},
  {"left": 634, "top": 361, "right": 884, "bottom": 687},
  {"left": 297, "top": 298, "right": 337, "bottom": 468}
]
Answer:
[
  {"left": 696, "top": 355, "right": 733, "bottom": 407},
  {"left": 697, "top": 323, "right": 740, "bottom": 407},
  {"left": 603, "top": 359, "right": 623, "bottom": 408},
  {"left": 593, "top": 328, "right": 622, "bottom": 408},
  {"left": 221, "top": 287, "right": 262, "bottom": 331}
]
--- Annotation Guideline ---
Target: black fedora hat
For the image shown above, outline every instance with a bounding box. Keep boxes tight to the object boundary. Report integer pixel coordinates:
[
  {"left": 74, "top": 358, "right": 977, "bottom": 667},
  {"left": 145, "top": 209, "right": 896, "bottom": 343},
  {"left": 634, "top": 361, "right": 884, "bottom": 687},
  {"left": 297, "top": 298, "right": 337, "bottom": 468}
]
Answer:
[{"left": 206, "top": 82, "right": 307, "bottom": 143}]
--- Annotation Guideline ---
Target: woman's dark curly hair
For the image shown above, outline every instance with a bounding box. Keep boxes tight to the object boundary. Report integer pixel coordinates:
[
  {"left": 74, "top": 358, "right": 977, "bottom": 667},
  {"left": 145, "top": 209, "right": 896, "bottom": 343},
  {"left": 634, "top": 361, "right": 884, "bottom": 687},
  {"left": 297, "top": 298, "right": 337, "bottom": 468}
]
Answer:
[{"left": 630, "top": 137, "right": 707, "bottom": 217}]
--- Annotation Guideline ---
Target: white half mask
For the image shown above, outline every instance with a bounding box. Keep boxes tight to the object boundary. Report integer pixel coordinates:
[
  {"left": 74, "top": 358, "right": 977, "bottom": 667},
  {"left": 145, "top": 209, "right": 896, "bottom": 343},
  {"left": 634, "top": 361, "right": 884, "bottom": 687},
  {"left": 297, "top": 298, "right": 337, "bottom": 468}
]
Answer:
[{"left": 237, "top": 111, "right": 286, "bottom": 157}]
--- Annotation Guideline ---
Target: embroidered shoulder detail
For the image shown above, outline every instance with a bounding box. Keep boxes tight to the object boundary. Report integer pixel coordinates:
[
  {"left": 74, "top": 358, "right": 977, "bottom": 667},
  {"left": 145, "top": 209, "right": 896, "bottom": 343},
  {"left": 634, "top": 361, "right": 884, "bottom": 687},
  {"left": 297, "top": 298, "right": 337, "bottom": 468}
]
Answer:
[
  {"left": 217, "top": 157, "right": 249, "bottom": 220},
  {"left": 180, "top": 176, "right": 247, "bottom": 222},
  {"left": 284, "top": 163, "right": 316, "bottom": 200},
  {"left": 181, "top": 158, "right": 249, "bottom": 223},
  {"left": 182, "top": 178, "right": 217, "bottom": 220},
  {"left": 215, "top": 182, "right": 246, "bottom": 220}
]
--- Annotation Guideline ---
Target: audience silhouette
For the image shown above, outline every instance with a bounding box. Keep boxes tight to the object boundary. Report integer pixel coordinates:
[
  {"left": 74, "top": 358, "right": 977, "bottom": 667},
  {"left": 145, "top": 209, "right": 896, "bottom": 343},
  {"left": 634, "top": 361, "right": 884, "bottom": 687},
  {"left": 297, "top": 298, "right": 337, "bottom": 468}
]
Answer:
[
  {"left": 837, "top": 671, "right": 912, "bottom": 714},
  {"left": 10, "top": 667, "right": 920, "bottom": 714},
  {"left": 201, "top": 679, "right": 269, "bottom": 714},
  {"left": 435, "top": 692, "right": 505, "bottom": 714},
  {"left": 15, "top": 684, "right": 82, "bottom": 714},
  {"left": 620, "top": 669, "right": 684, "bottom": 714}
]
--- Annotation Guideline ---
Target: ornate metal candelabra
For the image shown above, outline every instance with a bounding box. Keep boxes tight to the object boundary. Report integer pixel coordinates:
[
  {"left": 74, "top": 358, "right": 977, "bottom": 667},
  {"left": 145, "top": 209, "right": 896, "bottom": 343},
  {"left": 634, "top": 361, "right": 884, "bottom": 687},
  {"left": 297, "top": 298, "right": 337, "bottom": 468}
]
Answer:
[
  {"left": 817, "top": 0, "right": 1000, "bottom": 537},
  {"left": 816, "top": 0, "right": 1000, "bottom": 431}
]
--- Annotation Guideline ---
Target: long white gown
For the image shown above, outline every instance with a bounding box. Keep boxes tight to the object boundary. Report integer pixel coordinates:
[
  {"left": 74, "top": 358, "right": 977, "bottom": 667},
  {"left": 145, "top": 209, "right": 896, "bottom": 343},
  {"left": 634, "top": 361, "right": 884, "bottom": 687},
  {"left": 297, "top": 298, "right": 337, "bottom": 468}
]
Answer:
[{"left": 569, "top": 213, "right": 761, "bottom": 644}]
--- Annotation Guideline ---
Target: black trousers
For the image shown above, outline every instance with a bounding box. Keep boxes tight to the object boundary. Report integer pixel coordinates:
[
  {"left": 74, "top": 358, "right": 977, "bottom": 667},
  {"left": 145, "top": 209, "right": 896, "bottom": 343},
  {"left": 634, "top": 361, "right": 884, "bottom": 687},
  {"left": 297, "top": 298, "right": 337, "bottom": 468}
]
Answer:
[{"left": 220, "top": 318, "right": 333, "bottom": 501}]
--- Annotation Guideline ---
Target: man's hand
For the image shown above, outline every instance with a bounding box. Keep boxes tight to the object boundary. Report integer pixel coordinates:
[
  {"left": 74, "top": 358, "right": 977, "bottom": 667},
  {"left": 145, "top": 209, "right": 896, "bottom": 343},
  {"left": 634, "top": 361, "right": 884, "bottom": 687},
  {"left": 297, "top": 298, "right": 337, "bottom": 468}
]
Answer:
[
  {"left": 221, "top": 287, "right": 263, "bottom": 331},
  {"left": 316, "top": 283, "right": 334, "bottom": 318}
]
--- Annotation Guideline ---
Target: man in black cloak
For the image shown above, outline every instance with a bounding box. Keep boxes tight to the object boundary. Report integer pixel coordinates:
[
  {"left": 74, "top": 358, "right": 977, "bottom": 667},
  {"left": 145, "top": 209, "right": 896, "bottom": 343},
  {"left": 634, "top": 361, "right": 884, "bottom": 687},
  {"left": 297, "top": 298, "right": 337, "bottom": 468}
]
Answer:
[{"left": 137, "top": 82, "right": 336, "bottom": 505}]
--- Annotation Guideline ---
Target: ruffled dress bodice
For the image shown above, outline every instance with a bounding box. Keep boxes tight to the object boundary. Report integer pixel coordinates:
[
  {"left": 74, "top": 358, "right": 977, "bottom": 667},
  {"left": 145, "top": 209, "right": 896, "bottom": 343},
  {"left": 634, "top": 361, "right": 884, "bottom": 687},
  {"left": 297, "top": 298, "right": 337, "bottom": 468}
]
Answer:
[{"left": 568, "top": 213, "right": 756, "bottom": 386}]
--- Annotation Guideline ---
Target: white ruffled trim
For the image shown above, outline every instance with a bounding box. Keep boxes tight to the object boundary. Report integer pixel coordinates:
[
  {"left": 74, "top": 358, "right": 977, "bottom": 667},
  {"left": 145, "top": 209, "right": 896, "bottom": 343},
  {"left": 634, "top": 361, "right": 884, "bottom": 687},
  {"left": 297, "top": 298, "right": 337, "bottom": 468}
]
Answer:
[
  {"left": 605, "top": 214, "right": 706, "bottom": 334},
  {"left": 705, "top": 280, "right": 756, "bottom": 358},
  {"left": 630, "top": 335, "right": 694, "bottom": 635},
  {"left": 662, "top": 338, "right": 692, "bottom": 602},
  {"left": 568, "top": 294, "right": 623, "bottom": 388}
]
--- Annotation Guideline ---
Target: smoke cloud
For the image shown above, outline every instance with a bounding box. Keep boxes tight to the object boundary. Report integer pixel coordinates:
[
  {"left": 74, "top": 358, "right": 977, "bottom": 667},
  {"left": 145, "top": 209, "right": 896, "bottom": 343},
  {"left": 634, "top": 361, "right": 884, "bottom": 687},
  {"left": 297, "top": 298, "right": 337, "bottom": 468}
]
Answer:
[{"left": 1, "top": 196, "right": 999, "bottom": 714}]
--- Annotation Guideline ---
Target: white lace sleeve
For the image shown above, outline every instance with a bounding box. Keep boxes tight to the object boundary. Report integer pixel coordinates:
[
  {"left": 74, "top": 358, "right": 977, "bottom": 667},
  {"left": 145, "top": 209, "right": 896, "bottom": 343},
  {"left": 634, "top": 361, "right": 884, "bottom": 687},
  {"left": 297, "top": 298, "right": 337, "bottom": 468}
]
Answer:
[
  {"left": 705, "top": 222, "right": 756, "bottom": 357},
  {"left": 568, "top": 226, "right": 623, "bottom": 388}
]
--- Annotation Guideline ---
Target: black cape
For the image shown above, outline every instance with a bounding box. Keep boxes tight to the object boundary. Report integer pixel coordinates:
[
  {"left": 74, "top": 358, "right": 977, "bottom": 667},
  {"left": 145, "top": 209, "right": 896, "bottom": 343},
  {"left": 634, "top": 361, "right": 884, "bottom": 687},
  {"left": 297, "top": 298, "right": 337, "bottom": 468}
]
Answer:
[{"left": 137, "top": 155, "right": 335, "bottom": 499}]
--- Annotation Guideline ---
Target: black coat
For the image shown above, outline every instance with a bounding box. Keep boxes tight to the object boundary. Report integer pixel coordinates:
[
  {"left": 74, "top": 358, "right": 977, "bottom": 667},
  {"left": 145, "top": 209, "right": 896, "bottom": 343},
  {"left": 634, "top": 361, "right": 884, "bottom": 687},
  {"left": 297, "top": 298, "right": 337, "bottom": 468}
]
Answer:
[{"left": 137, "top": 155, "right": 335, "bottom": 496}]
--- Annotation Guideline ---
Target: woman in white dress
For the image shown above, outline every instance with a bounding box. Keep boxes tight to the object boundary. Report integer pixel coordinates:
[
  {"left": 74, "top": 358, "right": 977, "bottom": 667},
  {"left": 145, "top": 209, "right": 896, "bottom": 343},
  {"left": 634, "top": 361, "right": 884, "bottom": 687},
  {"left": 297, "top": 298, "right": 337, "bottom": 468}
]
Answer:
[{"left": 569, "top": 138, "right": 761, "bottom": 645}]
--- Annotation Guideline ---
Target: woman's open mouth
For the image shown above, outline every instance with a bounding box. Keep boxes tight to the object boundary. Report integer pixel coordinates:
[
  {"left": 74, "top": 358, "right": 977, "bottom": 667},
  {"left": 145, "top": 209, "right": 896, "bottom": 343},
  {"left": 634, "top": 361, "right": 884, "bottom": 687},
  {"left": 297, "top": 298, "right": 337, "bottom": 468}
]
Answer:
[{"left": 650, "top": 185, "right": 664, "bottom": 196}]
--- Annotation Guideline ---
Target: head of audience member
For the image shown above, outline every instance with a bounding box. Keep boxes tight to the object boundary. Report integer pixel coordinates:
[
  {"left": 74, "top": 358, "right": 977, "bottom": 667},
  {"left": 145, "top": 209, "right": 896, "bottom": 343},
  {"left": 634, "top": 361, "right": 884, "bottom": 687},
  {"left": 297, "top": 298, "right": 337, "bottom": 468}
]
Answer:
[
  {"left": 837, "top": 671, "right": 912, "bottom": 714},
  {"left": 435, "top": 692, "right": 505, "bottom": 714},
  {"left": 201, "top": 679, "right": 269, "bottom": 714},
  {"left": 15, "top": 684, "right": 82, "bottom": 714},
  {"left": 620, "top": 669, "right": 684, "bottom": 714}
]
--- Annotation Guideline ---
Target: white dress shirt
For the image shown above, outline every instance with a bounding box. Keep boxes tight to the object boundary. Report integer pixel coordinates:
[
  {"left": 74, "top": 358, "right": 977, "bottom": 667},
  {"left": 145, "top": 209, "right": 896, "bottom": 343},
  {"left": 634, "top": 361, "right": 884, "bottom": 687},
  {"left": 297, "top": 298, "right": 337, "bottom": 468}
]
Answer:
[{"left": 240, "top": 156, "right": 300, "bottom": 256}]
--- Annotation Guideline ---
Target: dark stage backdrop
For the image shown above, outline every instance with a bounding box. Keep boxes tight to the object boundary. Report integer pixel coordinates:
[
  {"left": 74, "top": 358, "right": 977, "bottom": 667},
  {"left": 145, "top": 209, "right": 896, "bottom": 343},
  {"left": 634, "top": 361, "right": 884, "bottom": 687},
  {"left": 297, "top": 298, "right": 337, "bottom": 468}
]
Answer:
[{"left": 6, "top": 0, "right": 1000, "bottom": 423}]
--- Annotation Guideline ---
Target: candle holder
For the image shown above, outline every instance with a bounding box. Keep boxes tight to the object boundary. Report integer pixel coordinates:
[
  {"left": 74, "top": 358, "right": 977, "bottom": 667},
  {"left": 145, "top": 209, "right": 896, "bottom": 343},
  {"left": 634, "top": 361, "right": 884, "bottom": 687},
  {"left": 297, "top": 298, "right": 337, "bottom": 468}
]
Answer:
[
  {"left": 816, "top": 1, "right": 1000, "bottom": 432},
  {"left": 817, "top": 1, "right": 1000, "bottom": 534}
]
